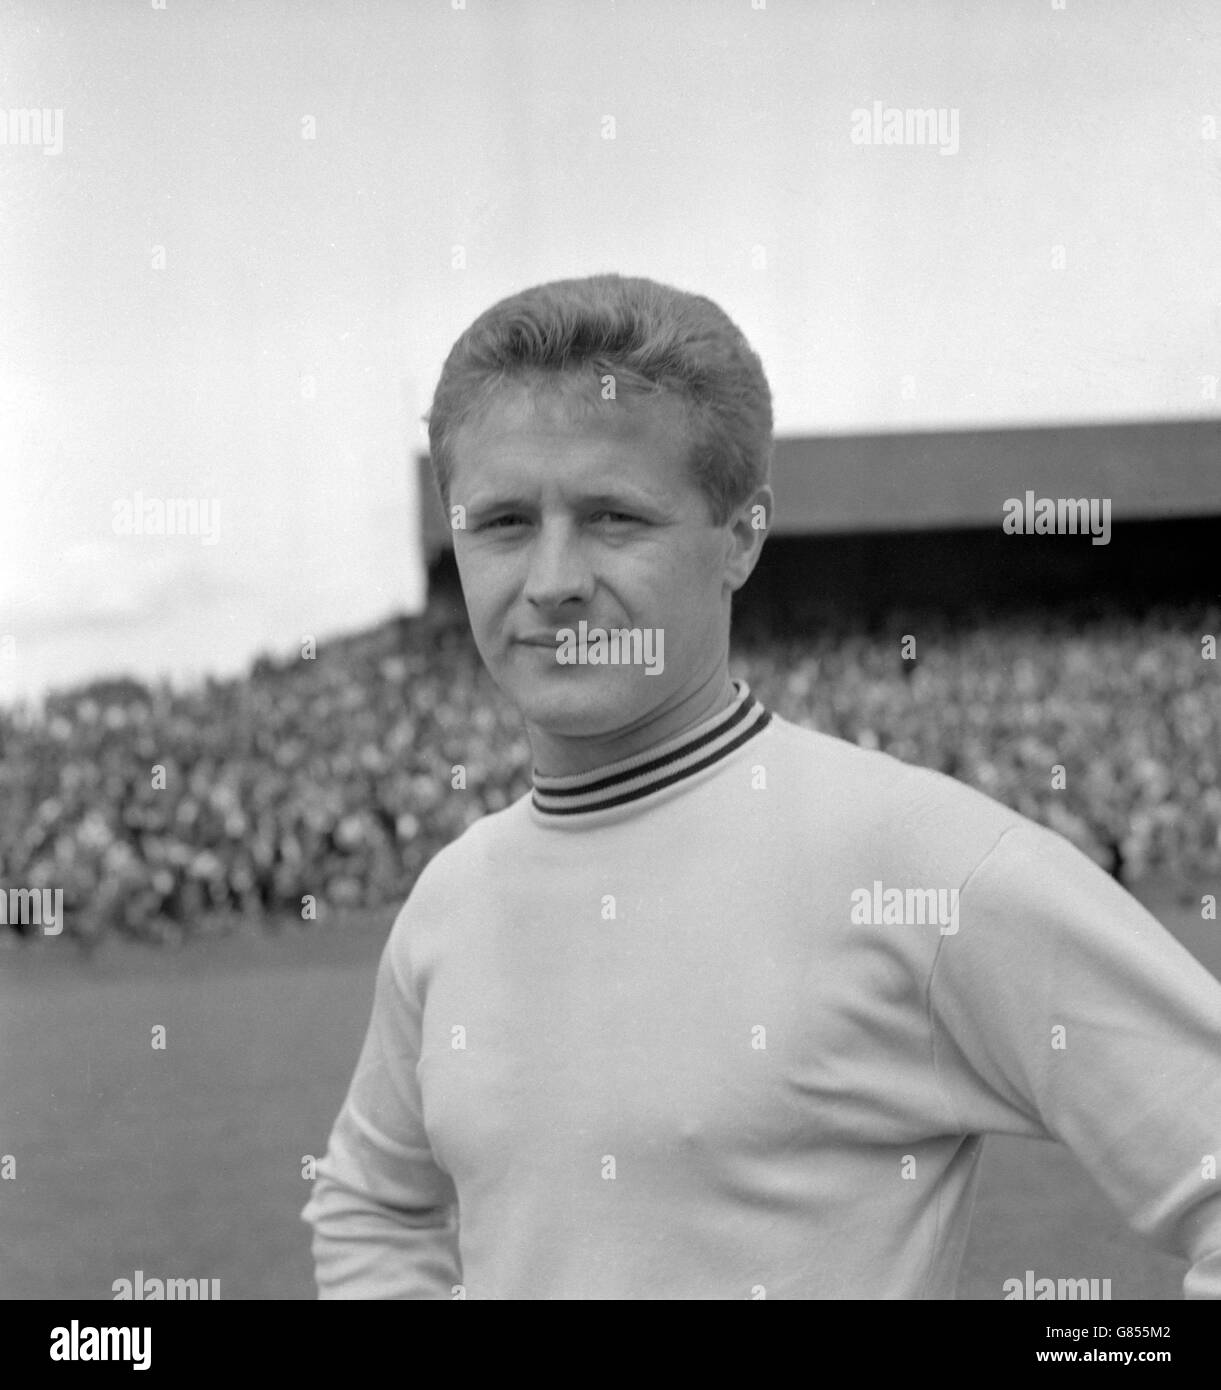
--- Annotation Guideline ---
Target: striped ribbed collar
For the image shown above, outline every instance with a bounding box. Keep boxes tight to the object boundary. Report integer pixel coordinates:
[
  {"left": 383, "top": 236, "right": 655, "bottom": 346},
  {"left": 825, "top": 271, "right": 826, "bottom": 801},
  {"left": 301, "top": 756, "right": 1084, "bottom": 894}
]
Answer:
[{"left": 530, "top": 677, "right": 771, "bottom": 818}]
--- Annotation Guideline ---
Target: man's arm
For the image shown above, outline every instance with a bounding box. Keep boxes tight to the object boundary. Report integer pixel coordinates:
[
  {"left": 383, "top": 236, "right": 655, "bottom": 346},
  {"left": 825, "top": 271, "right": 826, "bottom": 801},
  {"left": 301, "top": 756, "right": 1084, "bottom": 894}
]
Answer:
[
  {"left": 302, "top": 925, "right": 461, "bottom": 1299},
  {"left": 929, "top": 821, "right": 1221, "bottom": 1298}
]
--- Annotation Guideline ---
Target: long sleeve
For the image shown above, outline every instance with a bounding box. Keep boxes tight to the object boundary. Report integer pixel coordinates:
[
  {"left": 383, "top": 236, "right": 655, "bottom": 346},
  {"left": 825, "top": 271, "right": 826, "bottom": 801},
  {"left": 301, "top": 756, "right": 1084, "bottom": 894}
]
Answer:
[
  {"left": 929, "top": 822, "right": 1221, "bottom": 1298},
  {"left": 301, "top": 925, "right": 462, "bottom": 1299}
]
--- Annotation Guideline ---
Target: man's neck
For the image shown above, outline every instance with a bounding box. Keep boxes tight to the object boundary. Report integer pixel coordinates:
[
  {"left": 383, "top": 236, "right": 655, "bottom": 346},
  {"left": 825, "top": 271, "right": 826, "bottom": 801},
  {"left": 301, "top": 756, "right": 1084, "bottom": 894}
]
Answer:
[{"left": 527, "top": 668, "right": 738, "bottom": 778}]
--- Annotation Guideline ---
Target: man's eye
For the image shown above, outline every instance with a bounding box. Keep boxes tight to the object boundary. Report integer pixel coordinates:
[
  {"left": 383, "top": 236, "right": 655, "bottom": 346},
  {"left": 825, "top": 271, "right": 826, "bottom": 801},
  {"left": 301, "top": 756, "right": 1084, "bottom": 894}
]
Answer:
[{"left": 476, "top": 511, "right": 638, "bottom": 530}]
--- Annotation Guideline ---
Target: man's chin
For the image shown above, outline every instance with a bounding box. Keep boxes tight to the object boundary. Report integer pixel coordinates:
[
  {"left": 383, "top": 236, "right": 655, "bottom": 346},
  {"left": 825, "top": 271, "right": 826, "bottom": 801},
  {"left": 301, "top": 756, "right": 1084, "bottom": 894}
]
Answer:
[{"left": 502, "top": 666, "right": 655, "bottom": 739}]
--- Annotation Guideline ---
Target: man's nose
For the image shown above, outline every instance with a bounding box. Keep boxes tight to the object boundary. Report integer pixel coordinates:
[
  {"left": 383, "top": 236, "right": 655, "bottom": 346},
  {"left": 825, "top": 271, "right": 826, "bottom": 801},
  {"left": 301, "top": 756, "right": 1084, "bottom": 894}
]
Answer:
[{"left": 523, "top": 519, "right": 595, "bottom": 610}]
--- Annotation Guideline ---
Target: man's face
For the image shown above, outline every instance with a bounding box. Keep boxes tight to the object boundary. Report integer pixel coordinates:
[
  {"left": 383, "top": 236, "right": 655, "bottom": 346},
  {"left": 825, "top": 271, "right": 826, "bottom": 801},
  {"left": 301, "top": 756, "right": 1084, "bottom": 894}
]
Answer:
[{"left": 448, "top": 384, "right": 750, "bottom": 739}]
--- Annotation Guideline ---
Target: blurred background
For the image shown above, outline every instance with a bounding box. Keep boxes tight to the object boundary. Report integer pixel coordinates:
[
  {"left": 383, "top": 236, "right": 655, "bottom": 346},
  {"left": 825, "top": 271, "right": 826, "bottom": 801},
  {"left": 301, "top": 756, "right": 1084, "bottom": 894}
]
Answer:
[{"left": 1, "top": 0, "right": 1219, "bottom": 1301}]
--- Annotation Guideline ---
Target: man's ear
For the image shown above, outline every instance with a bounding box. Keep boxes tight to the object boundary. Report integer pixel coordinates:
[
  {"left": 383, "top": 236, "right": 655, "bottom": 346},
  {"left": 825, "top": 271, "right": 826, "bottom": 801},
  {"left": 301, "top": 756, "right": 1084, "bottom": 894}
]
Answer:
[{"left": 723, "top": 485, "right": 773, "bottom": 594}]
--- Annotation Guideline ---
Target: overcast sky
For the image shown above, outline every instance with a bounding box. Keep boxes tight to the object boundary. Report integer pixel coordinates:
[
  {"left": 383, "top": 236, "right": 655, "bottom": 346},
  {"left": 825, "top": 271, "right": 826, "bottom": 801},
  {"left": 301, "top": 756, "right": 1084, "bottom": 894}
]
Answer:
[{"left": 2, "top": 0, "right": 1219, "bottom": 702}]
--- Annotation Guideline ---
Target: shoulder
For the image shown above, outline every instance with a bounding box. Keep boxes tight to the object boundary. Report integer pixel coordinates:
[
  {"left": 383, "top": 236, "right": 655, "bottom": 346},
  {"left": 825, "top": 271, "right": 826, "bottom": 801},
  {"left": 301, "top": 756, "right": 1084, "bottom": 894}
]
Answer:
[
  {"left": 760, "top": 711, "right": 1025, "bottom": 862},
  {"left": 386, "top": 789, "right": 533, "bottom": 933}
]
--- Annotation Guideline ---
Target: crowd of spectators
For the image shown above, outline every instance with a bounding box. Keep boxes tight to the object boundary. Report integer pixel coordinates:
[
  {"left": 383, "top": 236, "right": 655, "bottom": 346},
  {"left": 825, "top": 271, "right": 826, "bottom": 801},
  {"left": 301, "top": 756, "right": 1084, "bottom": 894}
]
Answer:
[{"left": 1, "top": 601, "right": 1217, "bottom": 945}]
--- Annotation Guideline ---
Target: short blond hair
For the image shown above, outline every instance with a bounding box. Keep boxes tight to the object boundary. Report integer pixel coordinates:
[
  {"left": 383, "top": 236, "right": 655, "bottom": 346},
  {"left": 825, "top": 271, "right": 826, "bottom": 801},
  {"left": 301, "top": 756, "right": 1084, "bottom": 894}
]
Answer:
[{"left": 425, "top": 273, "right": 773, "bottom": 525}]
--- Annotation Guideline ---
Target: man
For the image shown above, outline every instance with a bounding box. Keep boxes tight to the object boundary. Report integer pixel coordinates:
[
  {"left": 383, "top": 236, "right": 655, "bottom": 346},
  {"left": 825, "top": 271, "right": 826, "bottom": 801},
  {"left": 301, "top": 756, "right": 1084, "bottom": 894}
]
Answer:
[{"left": 302, "top": 273, "right": 1221, "bottom": 1299}]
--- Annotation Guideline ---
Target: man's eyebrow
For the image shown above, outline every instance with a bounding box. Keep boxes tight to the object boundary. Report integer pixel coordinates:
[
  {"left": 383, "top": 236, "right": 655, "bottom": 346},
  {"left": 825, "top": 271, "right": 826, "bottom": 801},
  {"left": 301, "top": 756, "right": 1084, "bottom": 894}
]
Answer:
[
  {"left": 466, "top": 487, "right": 665, "bottom": 514},
  {"left": 576, "top": 488, "right": 663, "bottom": 512},
  {"left": 465, "top": 492, "right": 535, "bottom": 515}
]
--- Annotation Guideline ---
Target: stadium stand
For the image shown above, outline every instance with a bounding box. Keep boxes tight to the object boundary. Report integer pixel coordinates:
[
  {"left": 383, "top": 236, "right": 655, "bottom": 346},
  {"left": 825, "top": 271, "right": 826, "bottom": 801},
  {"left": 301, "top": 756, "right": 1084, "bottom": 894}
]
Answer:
[
  {"left": 3, "top": 419, "right": 1218, "bottom": 945},
  {"left": 2, "top": 598, "right": 1218, "bottom": 944}
]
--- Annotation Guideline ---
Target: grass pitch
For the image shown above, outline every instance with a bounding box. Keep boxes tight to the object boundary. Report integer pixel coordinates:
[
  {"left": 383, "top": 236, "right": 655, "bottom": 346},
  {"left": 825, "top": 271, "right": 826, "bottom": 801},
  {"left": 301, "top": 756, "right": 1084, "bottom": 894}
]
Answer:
[{"left": 1, "top": 894, "right": 1212, "bottom": 1300}]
